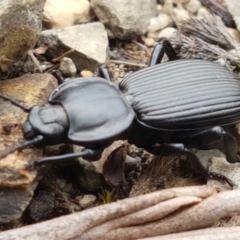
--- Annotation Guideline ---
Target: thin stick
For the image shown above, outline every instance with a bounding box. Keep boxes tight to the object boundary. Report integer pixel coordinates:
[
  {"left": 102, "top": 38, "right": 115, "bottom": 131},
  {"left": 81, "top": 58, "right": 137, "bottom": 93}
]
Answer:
[
  {"left": 28, "top": 50, "right": 42, "bottom": 73},
  {"left": 52, "top": 49, "right": 75, "bottom": 63},
  {"left": 133, "top": 40, "right": 151, "bottom": 56},
  {"left": 109, "top": 60, "right": 147, "bottom": 67}
]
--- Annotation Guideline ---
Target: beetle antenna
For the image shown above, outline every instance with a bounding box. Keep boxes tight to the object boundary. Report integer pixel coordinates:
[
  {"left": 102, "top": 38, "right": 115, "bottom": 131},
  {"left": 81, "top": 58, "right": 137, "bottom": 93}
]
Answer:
[
  {"left": 0, "top": 135, "right": 44, "bottom": 159},
  {"left": 0, "top": 93, "right": 30, "bottom": 112}
]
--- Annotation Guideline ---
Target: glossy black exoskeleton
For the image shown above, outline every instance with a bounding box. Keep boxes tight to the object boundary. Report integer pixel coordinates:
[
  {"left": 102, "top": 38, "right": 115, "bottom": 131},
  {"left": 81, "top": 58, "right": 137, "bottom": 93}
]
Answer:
[{"left": 1, "top": 40, "right": 240, "bottom": 187}]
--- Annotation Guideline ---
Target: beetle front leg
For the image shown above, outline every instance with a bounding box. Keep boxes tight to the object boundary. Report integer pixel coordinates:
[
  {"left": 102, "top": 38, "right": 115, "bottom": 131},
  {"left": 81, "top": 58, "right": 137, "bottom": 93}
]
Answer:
[
  {"left": 99, "top": 65, "right": 111, "bottom": 81},
  {"left": 32, "top": 148, "right": 103, "bottom": 166},
  {"left": 145, "top": 143, "right": 235, "bottom": 188}
]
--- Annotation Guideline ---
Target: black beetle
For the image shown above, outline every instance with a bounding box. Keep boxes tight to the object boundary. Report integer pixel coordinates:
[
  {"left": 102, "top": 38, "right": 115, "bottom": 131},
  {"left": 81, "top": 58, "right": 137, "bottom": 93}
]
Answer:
[{"left": 0, "top": 40, "right": 240, "bottom": 187}]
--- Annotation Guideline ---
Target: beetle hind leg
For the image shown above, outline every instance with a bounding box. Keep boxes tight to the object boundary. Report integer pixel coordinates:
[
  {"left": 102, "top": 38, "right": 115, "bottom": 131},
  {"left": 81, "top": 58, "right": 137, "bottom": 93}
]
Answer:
[
  {"left": 179, "top": 126, "right": 238, "bottom": 164},
  {"left": 145, "top": 143, "right": 236, "bottom": 188}
]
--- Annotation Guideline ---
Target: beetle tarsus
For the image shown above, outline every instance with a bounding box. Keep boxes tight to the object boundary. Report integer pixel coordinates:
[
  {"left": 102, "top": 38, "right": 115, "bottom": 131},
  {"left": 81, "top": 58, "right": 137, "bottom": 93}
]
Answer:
[{"left": 208, "top": 171, "right": 237, "bottom": 188}]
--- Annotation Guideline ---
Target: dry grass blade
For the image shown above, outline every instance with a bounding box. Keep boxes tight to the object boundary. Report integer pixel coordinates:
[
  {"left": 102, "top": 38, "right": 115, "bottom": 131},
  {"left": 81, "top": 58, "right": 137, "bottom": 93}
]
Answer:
[
  {"left": 200, "top": 0, "right": 235, "bottom": 27},
  {"left": 176, "top": 16, "right": 236, "bottom": 49},
  {"left": 171, "top": 16, "right": 240, "bottom": 70}
]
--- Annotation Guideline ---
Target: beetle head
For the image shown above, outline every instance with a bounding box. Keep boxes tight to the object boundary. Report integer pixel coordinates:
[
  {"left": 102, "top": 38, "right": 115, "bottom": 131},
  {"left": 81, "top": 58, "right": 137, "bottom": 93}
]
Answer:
[{"left": 23, "top": 104, "right": 69, "bottom": 144}]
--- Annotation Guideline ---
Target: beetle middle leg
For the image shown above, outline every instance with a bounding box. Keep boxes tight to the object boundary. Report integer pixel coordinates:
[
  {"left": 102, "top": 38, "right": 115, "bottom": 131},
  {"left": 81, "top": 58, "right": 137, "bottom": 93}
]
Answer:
[
  {"left": 31, "top": 148, "right": 103, "bottom": 166},
  {"left": 148, "top": 40, "right": 177, "bottom": 66},
  {"left": 145, "top": 143, "right": 235, "bottom": 188}
]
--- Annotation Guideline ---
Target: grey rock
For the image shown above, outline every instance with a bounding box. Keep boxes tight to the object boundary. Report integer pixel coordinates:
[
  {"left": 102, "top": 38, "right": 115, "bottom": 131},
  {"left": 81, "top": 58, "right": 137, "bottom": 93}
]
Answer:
[
  {"left": 0, "top": 183, "right": 38, "bottom": 224},
  {"left": 195, "top": 149, "right": 225, "bottom": 169},
  {"left": 39, "top": 22, "right": 108, "bottom": 72},
  {"left": 91, "top": 0, "right": 158, "bottom": 39},
  {"left": 59, "top": 57, "right": 77, "bottom": 77},
  {"left": 0, "top": 0, "right": 45, "bottom": 72},
  {"left": 0, "top": 73, "right": 58, "bottom": 224}
]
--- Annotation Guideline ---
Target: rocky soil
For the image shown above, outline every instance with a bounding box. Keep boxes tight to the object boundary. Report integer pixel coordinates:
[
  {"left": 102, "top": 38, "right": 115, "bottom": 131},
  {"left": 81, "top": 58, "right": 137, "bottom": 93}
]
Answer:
[{"left": 1, "top": 0, "right": 240, "bottom": 239}]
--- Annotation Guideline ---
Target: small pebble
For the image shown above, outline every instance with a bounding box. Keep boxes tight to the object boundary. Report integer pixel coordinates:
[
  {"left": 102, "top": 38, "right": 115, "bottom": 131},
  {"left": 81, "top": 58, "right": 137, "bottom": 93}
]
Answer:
[
  {"left": 187, "top": 0, "right": 201, "bottom": 14},
  {"left": 77, "top": 194, "right": 97, "bottom": 208},
  {"left": 172, "top": 8, "right": 190, "bottom": 22},
  {"left": 148, "top": 13, "right": 170, "bottom": 33},
  {"left": 81, "top": 70, "right": 94, "bottom": 77},
  {"left": 228, "top": 28, "right": 240, "bottom": 43},
  {"left": 158, "top": 27, "right": 177, "bottom": 39},
  {"left": 112, "top": 71, "right": 120, "bottom": 81},
  {"left": 144, "top": 38, "right": 156, "bottom": 47},
  {"left": 59, "top": 57, "right": 77, "bottom": 78},
  {"left": 197, "top": 7, "right": 212, "bottom": 21}
]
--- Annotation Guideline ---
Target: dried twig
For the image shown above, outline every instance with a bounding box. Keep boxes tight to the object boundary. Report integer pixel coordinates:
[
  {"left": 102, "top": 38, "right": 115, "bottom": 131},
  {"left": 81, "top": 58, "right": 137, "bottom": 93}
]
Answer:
[
  {"left": 109, "top": 60, "right": 147, "bottom": 67},
  {"left": 171, "top": 16, "right": 240, "bottom": 70},
  {"left": 52, "top": 49, "right": 74, "bottom": 63},
  {"left": 132, "top": 40, "right": 151, "bottom": 57},
  {"left": 28, "top": 50, "right": 42, "bottom": 73},
  {"left": 0, "top": 186, "right": 218, "bottom": 240},
  {"left": 141, "top": 227, "right": 240, "bottom": 240}
]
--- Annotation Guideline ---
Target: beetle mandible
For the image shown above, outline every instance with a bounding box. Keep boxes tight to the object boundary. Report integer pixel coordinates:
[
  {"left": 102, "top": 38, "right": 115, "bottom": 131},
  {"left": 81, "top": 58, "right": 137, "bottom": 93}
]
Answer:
[{"left": 0, "top": 40, "right": 239, "bottom": 187}]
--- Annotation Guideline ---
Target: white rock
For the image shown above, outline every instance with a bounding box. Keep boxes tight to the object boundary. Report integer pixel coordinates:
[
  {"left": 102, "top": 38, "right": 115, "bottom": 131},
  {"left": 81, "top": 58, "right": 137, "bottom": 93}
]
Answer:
[
  {"left": 187, "top": 0, "right": 202, "bottom": 14},
  {"left": 78, "top": 195, "right": 97, "bottom": 208},
  {"left": 144, "top": 38, "right": 156, "bottom": 47},
  {"left": 148, "top": 13, "right": 172, "bottom": 33},
  {"left": 172, "top": 8, "right": 190, "bottom": 22},
  {"left": 43, "top": 0, "right": 91, "bottom": 29},
  {"left": 158, "top": 27, "right": 177, "bottom": 39},
  {"left": 228, "top": 28, "right": 240, "bottom": 43},
  {"left": 158, "top": 13, "right": 170, "bottom": 28},
  {"left": 197, "top": 7, "right": 212, "bottom": 21},
  {"left": 148, "top": 17, "right": 162, "bottom": 33}
]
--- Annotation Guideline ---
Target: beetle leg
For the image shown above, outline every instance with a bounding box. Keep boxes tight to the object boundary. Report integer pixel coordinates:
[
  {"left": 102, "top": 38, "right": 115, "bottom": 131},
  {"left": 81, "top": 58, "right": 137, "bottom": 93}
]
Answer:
[
  {"left": 51, "top": 70, "right": 65, "bottom": 84},
  {"left": 32, "top": 148, "right": 103, "bottom": 166},
  {"left": 99, "top": 65, "right": 111, "bottom": 81},
  {"left": 145, "top": 143, "right": 236, "bottom": 188},
  {"left": 0, "top": 93, "right": 30, "bottom": 112},
  {"left": 148, "top": 40, "right": 177, "bottom": 66},
  {"left": 148, "top": 43, "right": 164, "bottom": 66},
  {"left": 162, "top": 40, "right": 178, "bottom": 61},
  {"left": 179, "top": 126, "right": 238, "bottom": 163}
]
